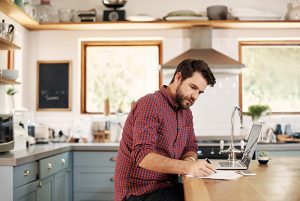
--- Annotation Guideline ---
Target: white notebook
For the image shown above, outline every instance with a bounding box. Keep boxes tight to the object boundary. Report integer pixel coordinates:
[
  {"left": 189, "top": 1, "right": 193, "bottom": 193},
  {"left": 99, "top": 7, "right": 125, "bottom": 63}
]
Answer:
[{"left": 186, "top": 170, "right": 242, "bottom": 180}]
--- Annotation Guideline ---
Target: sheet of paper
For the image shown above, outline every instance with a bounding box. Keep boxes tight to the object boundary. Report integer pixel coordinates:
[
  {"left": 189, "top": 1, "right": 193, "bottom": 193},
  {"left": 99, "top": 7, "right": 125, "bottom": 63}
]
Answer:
[{"left": 186, "top": 170, "right": 243, "bottom": 180}]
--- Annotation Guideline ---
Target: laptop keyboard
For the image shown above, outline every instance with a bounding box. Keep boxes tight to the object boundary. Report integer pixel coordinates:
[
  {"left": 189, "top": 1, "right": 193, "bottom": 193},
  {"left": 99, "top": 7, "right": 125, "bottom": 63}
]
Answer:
[{"left": 219, "top": 161, "right": 243, "bottom": 167}]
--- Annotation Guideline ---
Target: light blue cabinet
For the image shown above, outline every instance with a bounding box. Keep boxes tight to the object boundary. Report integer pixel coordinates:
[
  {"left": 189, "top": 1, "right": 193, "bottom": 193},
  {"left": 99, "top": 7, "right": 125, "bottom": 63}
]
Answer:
[
  {"left": 36, "top": 176, "right": 54, "bottom": 201},
  {"left": 73, "top": 151, "right": 117, "bottom": 201},
  {"left": 13, "top": 152, "right": 72, "bottom": 201},
  {"left": 54, "top": 168, "right": 72, "bottom": 201},
  {"left": 13, "top": 169, "right": 54, "bottom": 201},
  {"left": 13, "top": 180, "right": 39, "bottom": 201}
]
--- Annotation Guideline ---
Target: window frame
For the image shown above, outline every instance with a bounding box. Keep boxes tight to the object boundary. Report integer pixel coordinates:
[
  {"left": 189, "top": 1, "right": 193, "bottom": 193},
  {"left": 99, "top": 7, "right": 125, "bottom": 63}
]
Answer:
[
  {"left": 238, "top": 40, "right": 300, "bottom": 115},
  {"left": 80, "top": 40, "right": 163, "bottom": 114}
]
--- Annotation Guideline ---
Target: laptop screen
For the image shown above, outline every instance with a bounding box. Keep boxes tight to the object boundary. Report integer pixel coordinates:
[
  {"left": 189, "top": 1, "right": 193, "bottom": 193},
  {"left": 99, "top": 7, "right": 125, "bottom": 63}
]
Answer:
[{"left": 241, "top": 124, "right": 262, "bottom": 167}]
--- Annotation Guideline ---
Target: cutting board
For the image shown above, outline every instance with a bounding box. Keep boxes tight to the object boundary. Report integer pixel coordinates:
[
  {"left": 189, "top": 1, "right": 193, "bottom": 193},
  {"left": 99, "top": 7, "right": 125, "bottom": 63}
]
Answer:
[{"left": 277, "top": 135, "right": 300, "bottom": 143}]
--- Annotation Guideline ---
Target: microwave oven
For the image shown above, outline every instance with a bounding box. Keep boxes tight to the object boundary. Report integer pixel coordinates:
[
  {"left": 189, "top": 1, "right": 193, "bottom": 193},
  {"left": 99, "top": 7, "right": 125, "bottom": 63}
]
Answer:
[{"left": 0, "top": 114, "right": 14, "bottom": 152}]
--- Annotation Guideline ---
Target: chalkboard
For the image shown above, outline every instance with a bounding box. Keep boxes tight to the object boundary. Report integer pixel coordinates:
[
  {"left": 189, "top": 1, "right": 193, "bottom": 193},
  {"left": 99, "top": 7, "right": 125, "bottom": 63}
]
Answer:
[{"left": 37, "top": 61, "right": 72, "bottom": 111}]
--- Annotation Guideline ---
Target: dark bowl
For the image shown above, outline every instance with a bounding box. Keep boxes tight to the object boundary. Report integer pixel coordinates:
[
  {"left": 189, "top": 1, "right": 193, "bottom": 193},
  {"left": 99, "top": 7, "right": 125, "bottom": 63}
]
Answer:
[
  {"left": 103, "top": 0, "right": 127, "bottom": 9},
  {"left": 258, "top": 159, "right": 269, "bottom": 164},
  {"left": 258, "top": 157, "right": 269, "bottom": 164}
]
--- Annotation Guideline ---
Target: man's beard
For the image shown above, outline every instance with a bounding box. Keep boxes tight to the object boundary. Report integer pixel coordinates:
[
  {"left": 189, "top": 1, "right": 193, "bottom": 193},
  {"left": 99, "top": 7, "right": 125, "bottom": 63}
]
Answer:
[{"left": 175, "top": 84, "right": 194, "bottom": 110}]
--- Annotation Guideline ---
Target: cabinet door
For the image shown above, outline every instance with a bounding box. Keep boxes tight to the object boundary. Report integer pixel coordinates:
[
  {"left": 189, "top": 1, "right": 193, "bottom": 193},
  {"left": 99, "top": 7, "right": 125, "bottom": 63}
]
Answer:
[
  {"left": 73, "top": 151, "right": 116, "bottom": 200},
  {"left": 14, "top": 180, "right": 39, "bottom": 201},
  {"left": 74, "top": 167, "right": 114, "bottom": 193},
  {"left": 37, "top": 176, "right": 54, "bottom": 201},
  {"left": 54, "top": 168, "right": 72, "bottom": 201}
]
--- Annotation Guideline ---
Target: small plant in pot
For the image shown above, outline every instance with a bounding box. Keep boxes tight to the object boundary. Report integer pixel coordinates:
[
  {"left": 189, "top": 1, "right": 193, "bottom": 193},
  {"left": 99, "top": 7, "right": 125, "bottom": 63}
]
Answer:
[
  {"left": 6, "top": 86, "right": 17, "bottom": 113},
  {"left": 245, "top": 104, "right": 271, "bottom": 122},
  {"left": 257, "top": 151, "right": 269, "bottom": 164}
]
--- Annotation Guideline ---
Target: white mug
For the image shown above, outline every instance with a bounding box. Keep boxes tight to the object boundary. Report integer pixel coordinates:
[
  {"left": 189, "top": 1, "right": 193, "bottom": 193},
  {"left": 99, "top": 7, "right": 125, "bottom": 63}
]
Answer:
[{"left": 24, "top": 5, "right": 37, "bottom": 19}]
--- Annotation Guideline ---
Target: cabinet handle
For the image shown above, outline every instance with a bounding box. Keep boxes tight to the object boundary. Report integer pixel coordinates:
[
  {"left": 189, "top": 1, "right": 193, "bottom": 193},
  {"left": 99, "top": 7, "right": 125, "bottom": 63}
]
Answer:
[
  {"left": 110, "top": 156, "right": 117, "bottom": 161},
  {"left": 24, "top": 170, "right": 30, "bottom": 176},
  {"left": 48, "top": 163, "right": 53, "bottom": 169},
  {"left": 67, "top": 168, "right": 71, "bottom": 172},
  {"left": 110, "top": 177, "right": 114, "bottom": 182},
  {"left": 38, "top": 181, "right": 42, "bottom": 188},
  {"left": 61, "top": 158, "right": 66, "bottom": 165}
]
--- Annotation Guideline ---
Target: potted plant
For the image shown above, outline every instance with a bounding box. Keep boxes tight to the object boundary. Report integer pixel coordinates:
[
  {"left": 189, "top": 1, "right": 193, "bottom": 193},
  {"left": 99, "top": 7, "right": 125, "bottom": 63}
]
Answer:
[
  {"left": 6, "top": 86, "right": 17, "bottom": 113},
  {"left": 257, "top": 151, "right": 269, "bottom": 164},
  {"left": 6, "top": 86, "right": 17, "bottom": 96},
  {"left": 245, "top": 104, "right": 270, "bottom": 122}
]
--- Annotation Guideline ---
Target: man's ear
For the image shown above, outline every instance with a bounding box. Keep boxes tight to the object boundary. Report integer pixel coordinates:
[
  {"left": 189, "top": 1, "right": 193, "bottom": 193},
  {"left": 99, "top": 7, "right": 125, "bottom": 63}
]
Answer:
[{"left": 175, "top": 72, "right": 182, "bottom": 83}]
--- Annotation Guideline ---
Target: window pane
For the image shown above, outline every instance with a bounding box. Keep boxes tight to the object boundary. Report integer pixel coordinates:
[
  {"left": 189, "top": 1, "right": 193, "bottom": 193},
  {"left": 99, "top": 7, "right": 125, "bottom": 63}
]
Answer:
[
  {"left": 86, "top": 45, "right": 159, "bottom": 113},
  {"left": 242, "top": 46, "right": 300, "bottom": 113}
]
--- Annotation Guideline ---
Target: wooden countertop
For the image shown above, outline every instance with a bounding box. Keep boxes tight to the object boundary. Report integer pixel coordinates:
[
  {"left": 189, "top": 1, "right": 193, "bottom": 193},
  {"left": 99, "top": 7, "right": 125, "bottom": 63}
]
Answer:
[{"left": 183, "top": 158, "right": 300, "bottom": 201}]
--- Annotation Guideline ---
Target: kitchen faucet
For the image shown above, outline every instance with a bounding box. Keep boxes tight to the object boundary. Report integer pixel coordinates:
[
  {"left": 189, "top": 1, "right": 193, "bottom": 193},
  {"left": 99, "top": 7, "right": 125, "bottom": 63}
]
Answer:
[{"left": 220, "top": 106, "right": 244, "bottom": 161}]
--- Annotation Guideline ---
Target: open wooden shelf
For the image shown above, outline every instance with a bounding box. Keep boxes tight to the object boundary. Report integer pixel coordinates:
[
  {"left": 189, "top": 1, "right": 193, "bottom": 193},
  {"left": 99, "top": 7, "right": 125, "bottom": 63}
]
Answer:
[
  {"left": 31, "top": 20, "right": 300, "bottom": 30},
  {"left": 0, "top": 0, "right": 38, "bottom": 29},
  {"left": 1, "top": 0, "right": 300, "bottom": 30},
  {"left": 0, "top": 37, "right": 20, "bottom": 50},
  {"left": 0, "top": 77, "right": 20, "bottom": 85}
]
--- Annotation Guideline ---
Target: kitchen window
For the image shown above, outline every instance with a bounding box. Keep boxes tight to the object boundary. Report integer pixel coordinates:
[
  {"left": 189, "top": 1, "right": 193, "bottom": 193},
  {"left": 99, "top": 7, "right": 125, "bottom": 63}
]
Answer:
[
  {"left": 81, "top": 41, "right": 162, "bottom": 114},
  {"left": 239, "top": 41, "right": 300, "bottom": 114}
]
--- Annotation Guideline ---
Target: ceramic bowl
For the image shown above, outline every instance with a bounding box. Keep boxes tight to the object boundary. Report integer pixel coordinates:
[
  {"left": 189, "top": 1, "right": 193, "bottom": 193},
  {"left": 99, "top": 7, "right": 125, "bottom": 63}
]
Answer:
[
  {"left": 258, "top": 156, "right": 269, "bottom": 164},
  {"left": 1, "top": 69, "right": 19, "bottom": 80},
  {"left": 207, "top": 5, "right": 228, "bottom": 20}
]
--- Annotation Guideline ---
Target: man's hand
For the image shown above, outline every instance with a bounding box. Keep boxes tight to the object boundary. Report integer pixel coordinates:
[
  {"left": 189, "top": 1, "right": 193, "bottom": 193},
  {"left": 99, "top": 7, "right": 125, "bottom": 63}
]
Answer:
[{"left": 187, "top": 160, "right": 216, "bottom": 177}]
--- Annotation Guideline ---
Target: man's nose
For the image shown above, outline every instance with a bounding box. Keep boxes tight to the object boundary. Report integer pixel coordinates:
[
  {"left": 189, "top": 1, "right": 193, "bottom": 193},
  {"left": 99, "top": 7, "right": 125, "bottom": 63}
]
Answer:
[{"left": 191, "top": 91, "right": 198, "bottom": 100}]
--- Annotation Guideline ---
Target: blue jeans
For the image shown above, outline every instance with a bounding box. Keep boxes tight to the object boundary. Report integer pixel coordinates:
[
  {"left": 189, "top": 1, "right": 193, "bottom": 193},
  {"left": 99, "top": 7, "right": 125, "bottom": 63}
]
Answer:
[{"left": 126, "top": 183, "right": 184, "bottom": 201}]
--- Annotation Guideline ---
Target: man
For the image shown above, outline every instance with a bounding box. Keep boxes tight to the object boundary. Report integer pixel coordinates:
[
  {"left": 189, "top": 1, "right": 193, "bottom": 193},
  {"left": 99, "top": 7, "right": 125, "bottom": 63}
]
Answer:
[{"left": 114, "top": 59, "right": 216, "bottom": 201}]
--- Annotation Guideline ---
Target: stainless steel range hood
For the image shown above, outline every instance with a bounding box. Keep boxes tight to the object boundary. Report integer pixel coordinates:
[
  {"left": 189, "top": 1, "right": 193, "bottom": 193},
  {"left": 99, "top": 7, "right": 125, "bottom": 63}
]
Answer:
[{"left": 162, "top": 27, "right": 245, "bottom": 74}]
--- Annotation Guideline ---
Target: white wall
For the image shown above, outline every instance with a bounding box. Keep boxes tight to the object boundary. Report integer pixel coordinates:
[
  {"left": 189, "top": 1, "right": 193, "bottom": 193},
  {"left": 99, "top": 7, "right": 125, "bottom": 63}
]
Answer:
[
  {"left": 212, "top": 28, "right": 300, "bottom": 135},
  {"left": 24, "top": 29, "right": 190, "bottom": 137},
  {"left": 24, "top": 29, "right": 300, "bottom": 138},
  {"left": 2, "top": 0, "right": 300, "bottom": 141}
]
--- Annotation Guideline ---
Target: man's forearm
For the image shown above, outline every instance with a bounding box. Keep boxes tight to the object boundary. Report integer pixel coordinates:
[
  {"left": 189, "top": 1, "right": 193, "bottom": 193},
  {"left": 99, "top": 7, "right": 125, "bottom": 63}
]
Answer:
[{"left": 139, "top": 152, "right": 194, "bottom": 175}]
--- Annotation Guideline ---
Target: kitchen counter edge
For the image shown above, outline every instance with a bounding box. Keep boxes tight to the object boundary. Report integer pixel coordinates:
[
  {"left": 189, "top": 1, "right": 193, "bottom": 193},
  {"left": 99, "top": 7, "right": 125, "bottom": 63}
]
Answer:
[{"left": 0, "top": 143, "right": 119, "bottom": 166}]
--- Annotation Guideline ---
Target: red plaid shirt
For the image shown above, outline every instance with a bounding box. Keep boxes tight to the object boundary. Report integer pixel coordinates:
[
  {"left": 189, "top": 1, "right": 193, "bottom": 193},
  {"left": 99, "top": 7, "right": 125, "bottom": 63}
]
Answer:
[{"left": 114, "top": 86, "right": 197, "bottom": 201}]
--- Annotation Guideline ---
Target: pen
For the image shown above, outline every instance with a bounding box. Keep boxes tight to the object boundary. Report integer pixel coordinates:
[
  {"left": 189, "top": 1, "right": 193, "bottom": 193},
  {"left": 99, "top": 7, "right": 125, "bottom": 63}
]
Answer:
[
  {"left": 205, "top": 158, "right": 211, "bottom": 164},
  {"left": 205, "top": 158, "right": 217, "bottom": 173}
]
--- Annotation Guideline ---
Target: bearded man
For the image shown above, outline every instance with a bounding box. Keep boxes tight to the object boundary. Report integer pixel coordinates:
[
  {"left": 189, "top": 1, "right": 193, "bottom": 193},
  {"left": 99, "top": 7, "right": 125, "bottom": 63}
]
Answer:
[{"left": 114, "top": 59, "right": 216, "bottom": 201}]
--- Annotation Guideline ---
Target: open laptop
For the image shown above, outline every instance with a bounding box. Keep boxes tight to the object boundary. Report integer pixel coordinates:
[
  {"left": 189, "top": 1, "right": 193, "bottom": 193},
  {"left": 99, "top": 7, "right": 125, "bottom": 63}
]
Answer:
[{"left": 211, "top": 123, "right": 262, "bottom": 170}]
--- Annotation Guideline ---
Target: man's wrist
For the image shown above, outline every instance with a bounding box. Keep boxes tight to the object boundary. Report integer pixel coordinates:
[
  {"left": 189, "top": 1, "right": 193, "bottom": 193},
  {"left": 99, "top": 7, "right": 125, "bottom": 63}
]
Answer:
[{"left": 185, "top": 156, "right": 197, "bottom": 162}]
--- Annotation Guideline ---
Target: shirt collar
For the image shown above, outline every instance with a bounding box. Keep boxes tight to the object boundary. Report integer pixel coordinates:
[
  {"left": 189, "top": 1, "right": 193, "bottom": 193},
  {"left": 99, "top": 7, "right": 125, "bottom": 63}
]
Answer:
[{"left": 160, "top": 85, "right": 179, "bottom": 110}]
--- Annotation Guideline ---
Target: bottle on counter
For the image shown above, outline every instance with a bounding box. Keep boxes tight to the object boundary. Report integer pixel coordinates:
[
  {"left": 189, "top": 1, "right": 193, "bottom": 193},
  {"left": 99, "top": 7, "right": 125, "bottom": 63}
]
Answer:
[
  {"left": 274, "top": 124, "right": 282, "bottom": 135},
  {"left": 104, "top": 98, "right": 110, "bottom": 116},
  {"left": 284, "top": 124, "right": 293, "bottom": 135},
  {"left": 27, "top": 110, "right": 35, "bottom": 138}
]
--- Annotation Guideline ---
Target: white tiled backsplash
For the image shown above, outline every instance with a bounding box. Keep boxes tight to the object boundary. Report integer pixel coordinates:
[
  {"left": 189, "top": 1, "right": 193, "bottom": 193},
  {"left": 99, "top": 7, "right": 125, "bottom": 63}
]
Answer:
[
  {"left": 191, "top": 74, "right": 240, "bottom": 136},
  {"left": 164, "top": 71, "right": 300, "bottom": 138}
]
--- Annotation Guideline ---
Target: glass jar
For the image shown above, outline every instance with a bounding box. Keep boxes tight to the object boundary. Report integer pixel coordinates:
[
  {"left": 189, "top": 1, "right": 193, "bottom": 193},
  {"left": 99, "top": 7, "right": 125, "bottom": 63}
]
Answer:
[{"left": 36, "top": 0, "right": 56, "bottom": 22}]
